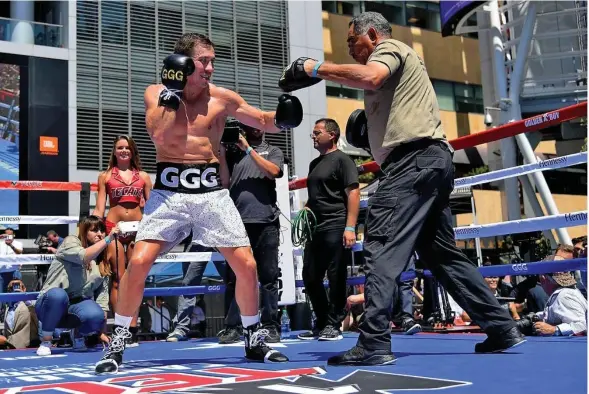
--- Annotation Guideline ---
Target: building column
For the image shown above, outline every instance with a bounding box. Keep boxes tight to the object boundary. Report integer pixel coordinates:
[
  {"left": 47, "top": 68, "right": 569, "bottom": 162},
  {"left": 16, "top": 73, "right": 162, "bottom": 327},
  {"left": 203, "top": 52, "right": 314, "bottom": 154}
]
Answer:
[
  {"left": 287, "top": 0, "right": 327, "bottom": 204},
  {"left": 10, "top": 0, "right": 35, "bottom": 44}
]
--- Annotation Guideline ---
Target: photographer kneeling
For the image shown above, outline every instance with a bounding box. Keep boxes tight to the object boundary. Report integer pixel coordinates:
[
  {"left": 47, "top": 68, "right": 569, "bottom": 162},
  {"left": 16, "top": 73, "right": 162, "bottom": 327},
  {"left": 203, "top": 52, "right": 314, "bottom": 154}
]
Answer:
[
  {"left": 35, "top": 216, "right": 119, "bottom": 356},
  {"left": 516, "top": 255, "right": 587, "bottom": 337}
]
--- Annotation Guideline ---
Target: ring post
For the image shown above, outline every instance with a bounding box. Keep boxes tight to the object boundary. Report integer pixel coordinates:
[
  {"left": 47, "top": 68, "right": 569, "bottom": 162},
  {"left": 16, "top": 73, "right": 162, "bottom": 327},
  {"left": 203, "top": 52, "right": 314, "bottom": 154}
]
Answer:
[
  {"left": 505, "top": 2, "right": 572, "bottom": 247},
  {"left": 79, "top": 182, "right": 91, "bottom": 221},
  {"left": 489, "top": 0, "right": 521, "bottom": 222}
]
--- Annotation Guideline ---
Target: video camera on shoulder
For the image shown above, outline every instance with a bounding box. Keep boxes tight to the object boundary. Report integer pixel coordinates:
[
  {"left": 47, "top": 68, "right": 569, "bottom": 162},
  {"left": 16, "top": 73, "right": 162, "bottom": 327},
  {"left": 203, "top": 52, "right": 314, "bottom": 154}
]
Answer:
[{"left": 34, "top": 234, "right": 53, "bottom": 254}]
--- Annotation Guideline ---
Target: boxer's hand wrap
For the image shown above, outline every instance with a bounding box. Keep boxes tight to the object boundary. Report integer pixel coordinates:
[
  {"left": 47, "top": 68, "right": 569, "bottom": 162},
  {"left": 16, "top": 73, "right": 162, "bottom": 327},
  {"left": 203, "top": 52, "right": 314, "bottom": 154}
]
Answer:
[
  {"left": 275, "top": 94, "right": 303, "bottom": 129},
  {"left": 279, "top": 57, "right": 323, "bottom": 92},
  {"left": 158, "top": 54, "right": 196, "bottom": 110}
]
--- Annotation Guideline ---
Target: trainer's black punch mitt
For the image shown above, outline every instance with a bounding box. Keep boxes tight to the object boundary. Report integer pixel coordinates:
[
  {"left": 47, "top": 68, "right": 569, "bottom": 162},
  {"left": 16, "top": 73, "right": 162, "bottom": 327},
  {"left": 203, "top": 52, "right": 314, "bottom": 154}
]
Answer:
[
  {"left": 279, "top": 57, "right": 323, "bottom": 92},
  {"left": 345, "top": 109, "right": 370, "bottom": 149}
]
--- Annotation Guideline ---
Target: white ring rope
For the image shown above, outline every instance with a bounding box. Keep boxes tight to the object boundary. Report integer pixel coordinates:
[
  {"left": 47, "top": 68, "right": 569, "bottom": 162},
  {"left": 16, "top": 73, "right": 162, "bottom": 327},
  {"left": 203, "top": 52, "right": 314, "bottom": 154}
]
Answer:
[
  {"left": 453, "top": 152, "right": 587, "bottom": 189},
  {"left": 1, "top": 211, "right": 585, "bottom": 267},
  {"left": 0, "top": 152, "right": 585, "bottom": 268},
  {"left": 2, "top": 153, "right": 585, "bottom": 225}
]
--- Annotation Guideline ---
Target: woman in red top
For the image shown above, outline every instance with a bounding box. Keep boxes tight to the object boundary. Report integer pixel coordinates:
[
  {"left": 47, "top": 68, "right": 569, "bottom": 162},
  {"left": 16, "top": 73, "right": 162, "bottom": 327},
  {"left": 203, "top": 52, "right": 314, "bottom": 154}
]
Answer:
[{"left": 93, "top": 136, "right": 152, "bottom": 346}]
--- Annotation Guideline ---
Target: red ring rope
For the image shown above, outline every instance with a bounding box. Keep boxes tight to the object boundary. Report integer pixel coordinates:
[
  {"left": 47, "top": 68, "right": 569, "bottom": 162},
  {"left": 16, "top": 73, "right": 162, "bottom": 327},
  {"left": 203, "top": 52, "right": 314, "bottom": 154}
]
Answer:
[
  {"left": 0, "top": 102, "right": 585, "bottom": 193},
  {"left": 288, "top": 101, "right": 587, "bottom": 191}
]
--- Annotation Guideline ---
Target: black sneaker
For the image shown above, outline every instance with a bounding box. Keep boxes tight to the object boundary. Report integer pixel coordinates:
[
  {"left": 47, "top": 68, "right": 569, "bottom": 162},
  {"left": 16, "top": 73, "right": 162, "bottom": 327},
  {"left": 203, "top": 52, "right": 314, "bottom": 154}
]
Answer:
[
  {"left": 297, "top": 328, "right": 320, "bottom": 340},
  {"left": 318, "top": 325, "right": 343, "bottom": 341},
  {"left": 244, "top": 324, "right": 288, "bottom": 363},
  {"left": 126, "top": 327, "right": 139, "bottom": 348},
  {"left": 475, "top": 326, "right": 526, "bottom": 353},
  {"left": 94, "top": 326, "right": 131, "bottom": 374},
  {"left": 402, "top": 319, "right": 422, "bottom": 335},
  {"left": 263, "top": 325, "right": 281, "bottom": 343},
  {"left": 218, "top": 326, "right": 242, "bottom": 344},
  {"left": 328, "top": 345, "right": 396, "bottom": 366}
]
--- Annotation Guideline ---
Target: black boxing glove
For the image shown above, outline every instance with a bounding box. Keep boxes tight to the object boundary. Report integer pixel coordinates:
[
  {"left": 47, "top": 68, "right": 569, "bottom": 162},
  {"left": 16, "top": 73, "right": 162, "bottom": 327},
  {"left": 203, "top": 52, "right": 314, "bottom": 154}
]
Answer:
[
  {"left": 274, "top": 94, "right": 303, "bottom": 129},
  {"left": 278, "top": 57, "right": 323, "bottom": 92},
  {"left": 158, "top": 54, "right": 196, "bottom": 110}
]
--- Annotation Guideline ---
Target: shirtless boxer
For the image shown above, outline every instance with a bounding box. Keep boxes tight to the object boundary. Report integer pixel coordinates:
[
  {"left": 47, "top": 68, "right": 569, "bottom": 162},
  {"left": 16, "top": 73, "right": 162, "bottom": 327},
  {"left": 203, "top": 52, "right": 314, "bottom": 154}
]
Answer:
[{"left": 95, "top": 32, "right": 302, "bottom": 374}]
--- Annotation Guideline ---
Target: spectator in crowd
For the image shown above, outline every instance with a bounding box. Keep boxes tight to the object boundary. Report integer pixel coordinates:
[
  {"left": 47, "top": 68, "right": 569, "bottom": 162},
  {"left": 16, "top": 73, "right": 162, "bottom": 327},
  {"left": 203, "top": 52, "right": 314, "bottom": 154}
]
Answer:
[
  {"left": 0, "top": 279, "right": 39, "bottom": 349},
  {"left": 150, "top": 297, "right": 171, "bottom": 334},
  {"left": 46, "top": 230, "right": 64, "bottom": 252},
  {"left": 516, "top": 252, "right": 587, "bottom": 337},
  {"left": 191, "top": 296, "right": 207, "bottom": 338},
  {"left": 34, "top": 216, "right": 119, "bottom": 356},
  {"left": 572, "top": 236, "right": 587, "bottom": 295},
  {"left": 165, "top": 238, "right": 225, "bottom": 342},
  {"left": 0, "top": 228, "right": 23, "bottom": 293}
]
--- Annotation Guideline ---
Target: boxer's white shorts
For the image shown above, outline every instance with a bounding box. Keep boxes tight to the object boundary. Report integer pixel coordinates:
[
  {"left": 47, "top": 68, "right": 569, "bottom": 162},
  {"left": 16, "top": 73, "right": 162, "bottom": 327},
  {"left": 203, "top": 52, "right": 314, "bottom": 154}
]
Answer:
[{"left": 135, "top": 188, "right": 250, "bottom": 253}]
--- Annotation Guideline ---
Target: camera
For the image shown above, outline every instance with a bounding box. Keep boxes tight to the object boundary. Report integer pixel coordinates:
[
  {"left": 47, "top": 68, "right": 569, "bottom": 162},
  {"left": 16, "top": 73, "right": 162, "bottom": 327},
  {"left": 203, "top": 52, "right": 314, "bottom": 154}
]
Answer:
[
  {"left": 34, "top": 234, "right": 54, "bottom": 254},
  {"left": 221, "top": 118, "right": 241, "bottom": 146}
]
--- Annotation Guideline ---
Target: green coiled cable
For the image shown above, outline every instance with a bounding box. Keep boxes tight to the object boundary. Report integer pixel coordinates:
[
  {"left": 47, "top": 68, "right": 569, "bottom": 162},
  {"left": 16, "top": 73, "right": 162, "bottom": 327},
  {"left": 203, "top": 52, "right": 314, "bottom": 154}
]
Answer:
[{"left": 291, "top": 207, "right": 317, "bottom": 247}]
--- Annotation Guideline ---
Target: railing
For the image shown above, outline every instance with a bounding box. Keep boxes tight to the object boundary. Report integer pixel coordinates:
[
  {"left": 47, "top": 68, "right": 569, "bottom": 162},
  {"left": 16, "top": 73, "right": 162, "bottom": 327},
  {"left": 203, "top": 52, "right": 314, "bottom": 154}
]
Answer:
[{"left": 0, "top": 16, "right": 63, "bottom": 48}]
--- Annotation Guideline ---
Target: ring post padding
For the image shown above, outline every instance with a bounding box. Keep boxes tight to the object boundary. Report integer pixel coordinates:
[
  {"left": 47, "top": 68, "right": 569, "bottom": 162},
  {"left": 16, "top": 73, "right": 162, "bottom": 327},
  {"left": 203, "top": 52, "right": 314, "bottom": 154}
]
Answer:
[{"left": 79, "top": 182, "right": 91, "bottom": 221}]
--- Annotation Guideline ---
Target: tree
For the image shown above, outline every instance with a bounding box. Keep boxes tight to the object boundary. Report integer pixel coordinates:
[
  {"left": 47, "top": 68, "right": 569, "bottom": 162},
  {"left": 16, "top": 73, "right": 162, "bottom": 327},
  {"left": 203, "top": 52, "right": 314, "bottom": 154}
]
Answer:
[
  {"left": 354, "top": 157, "right": 375, "bottom": 183},
  {"left": 465, "top": 165, "right": 489, "bottom": 177}
]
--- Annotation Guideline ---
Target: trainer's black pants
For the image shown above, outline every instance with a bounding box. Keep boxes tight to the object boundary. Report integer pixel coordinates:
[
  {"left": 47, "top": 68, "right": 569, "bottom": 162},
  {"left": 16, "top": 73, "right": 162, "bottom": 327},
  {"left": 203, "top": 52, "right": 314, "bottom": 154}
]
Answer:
[
  {"left": 303, "top": 227, "right": 351, "bottom": 330},
  {"left": 358, "top": 139, "right": 516, "bottom": 350},
  {"left": 225, "top": 221, "right": 280, "bottom": 328}
]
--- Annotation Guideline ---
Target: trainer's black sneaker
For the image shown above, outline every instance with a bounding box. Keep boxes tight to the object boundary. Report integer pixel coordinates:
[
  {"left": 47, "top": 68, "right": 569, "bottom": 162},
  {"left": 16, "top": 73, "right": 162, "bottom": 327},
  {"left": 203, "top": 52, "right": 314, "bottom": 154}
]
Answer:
[
  {"left": 475, "top": 326, "right": 526, "bottom": 353},
  {"left": 328, "top": 345, "right": 396, "bottom": 366},
  {"left": 297, "top": 328, "right": 320, "bottom": 340},
  {"left": 244, "top": 324, "right": 288, "bottom": 363},
  {"left": 402, "top": 319, "right": 422, "bottom": 335},
  {"left": 318, "top": 325, "right": 343, "bottom": 341},
  {"left": 94, "top": 326, "right": 131, "bottom": 374},
  {"left": 218, "top": 326, "right": 242, "bottom": 344},
  {"left": 263, "top": 325, "right": 281, "bottom": 343}
]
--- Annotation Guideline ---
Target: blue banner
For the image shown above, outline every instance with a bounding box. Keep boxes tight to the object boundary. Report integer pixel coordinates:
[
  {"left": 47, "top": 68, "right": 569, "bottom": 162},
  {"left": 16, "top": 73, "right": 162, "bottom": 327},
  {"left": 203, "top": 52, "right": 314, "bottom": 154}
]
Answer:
[{"left": 440, "top": 1, "right": 485, "bottom": 37}]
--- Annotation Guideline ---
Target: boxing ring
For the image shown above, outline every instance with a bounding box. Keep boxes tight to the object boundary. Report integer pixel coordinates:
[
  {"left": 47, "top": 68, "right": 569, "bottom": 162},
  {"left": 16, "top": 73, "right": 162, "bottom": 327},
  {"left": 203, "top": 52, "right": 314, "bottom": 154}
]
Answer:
[{"left": 0, "top": 103, "right": 586, "bottom": 393}]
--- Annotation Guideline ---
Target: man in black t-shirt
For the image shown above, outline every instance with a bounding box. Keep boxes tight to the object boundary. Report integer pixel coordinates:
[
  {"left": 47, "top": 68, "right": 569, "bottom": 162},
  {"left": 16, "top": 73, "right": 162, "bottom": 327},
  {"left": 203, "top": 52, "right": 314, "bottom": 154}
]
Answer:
[
  {"left": 298, "top": 118, "right": 360, "bottom": 341},
  {"left": 217, "top": 122, "right": 285, "bottom": 344}
]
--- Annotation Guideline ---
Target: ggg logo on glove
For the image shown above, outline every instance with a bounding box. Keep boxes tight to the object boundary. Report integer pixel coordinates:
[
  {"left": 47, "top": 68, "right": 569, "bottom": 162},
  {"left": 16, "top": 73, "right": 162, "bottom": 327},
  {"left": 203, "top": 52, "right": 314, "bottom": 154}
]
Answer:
[{"left": 162, "top": 69, "right": 184, "bottom": 81}]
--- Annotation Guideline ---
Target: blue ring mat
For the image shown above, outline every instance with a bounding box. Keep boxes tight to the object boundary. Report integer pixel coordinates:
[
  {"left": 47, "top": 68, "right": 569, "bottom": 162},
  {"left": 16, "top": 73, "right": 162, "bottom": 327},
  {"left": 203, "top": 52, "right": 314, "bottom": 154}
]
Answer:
[{"left": 0, "top": 331, "right": 585, "bottom": 393}]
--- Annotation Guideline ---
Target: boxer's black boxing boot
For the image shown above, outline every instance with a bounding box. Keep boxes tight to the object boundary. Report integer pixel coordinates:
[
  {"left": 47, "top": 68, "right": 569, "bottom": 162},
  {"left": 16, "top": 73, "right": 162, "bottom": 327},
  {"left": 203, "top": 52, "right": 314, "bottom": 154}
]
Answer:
[
  {"left": 244, "top": 324, "right": 289, "bottom": 363},
  {"left": 94, "top": 326, "right": 131, "bottom": 374}
]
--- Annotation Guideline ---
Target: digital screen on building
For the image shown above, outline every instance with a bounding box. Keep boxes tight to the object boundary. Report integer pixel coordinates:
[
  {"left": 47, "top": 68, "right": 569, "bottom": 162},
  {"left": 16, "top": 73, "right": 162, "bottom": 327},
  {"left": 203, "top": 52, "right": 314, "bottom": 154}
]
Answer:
[{"left": 0, "top": 63, "right": 20, "bottom": 229}]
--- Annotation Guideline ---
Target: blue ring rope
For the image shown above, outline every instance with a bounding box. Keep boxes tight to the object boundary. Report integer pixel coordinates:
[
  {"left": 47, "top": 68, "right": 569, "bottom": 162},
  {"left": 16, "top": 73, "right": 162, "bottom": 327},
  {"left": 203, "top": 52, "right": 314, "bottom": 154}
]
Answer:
[{"left": 1, "top": 258, "right": 585, "bottom": 303}]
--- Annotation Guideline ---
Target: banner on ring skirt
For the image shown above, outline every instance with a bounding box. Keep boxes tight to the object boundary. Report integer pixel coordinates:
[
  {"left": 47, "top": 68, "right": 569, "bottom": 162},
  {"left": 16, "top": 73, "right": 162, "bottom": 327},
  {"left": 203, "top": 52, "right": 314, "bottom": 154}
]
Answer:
[{"left": 276, "top": 164, "right": 296, "bottom": 306}]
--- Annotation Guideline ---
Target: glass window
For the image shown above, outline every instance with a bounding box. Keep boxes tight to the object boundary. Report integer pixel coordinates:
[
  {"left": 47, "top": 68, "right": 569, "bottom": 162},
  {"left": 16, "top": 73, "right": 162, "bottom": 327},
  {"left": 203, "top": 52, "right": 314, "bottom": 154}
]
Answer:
[
  {"left": 405, "top": 1, "right": 441, "bottom": 32},
  {"left": 101, "top": 2, "right": 127, "bottom": 46},
  {"left": 340, "top": 1, "right": 361, "bottom": 16},
  {"left": 454, "top": 83, "right": 482, "bottom": 113},
  {"left": 322, "top": 1, "right": 338, "bottom": 13},
  {"left": 474, "top": 86, "right": 484, "bottom": 113},
  {"left": 326, "top": 81, "right": 364, "bottom": 100},
  {"left": 432, "top": 80, "right": 455, "bottom": 111},
  {"left": 364, "top": 1, "right": 404, "bottom": 26}
]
